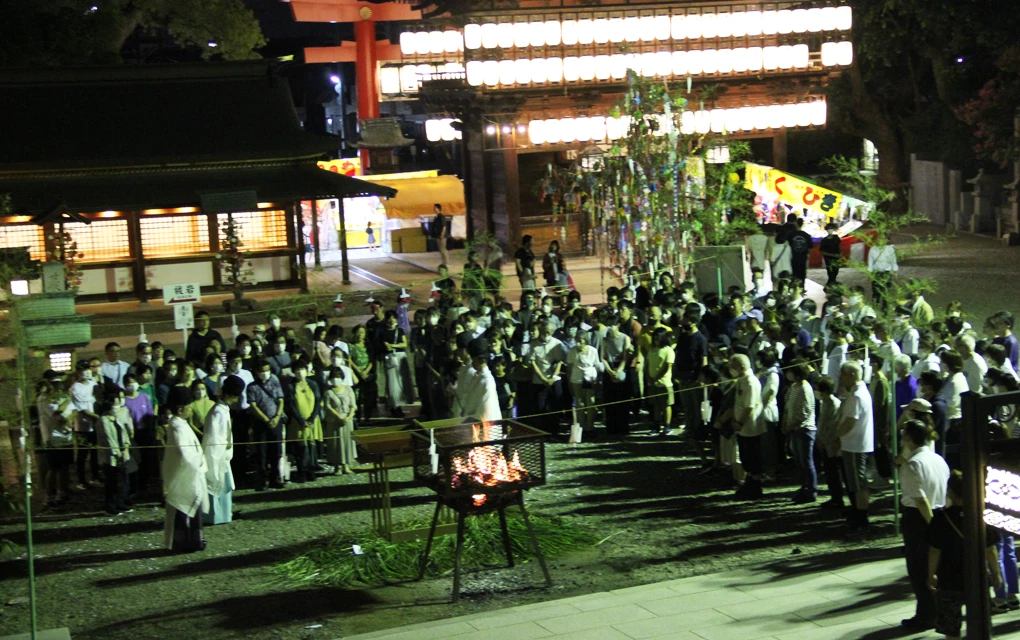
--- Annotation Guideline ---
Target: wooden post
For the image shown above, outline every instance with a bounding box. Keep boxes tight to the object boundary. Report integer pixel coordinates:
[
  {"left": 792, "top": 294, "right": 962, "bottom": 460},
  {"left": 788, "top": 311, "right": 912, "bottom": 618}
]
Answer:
[
  {"left": 962, "top": 391, "right": 992, "bottom": 640},
  {"left": 337, "top": 197, "right": 352, "bottom": 285},
  {"left": 294, "top": 203, "right": 308, "bottom": 293},
  {"left": 772, "top": 129, "right": 789, "bottom": 171},
  {"left": 310, "top": 200, "right": 322, "bottom": 268},
  {"left": 126, "top": 211, "right": 148, "bottom": 304}
]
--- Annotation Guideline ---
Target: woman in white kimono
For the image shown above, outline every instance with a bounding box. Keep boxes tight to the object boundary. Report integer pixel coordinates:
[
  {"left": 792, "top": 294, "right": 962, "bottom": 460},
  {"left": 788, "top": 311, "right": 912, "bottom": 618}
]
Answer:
[
  {"left": 162, "top": 387, "right": 208, "bottom": 552},
  {"left": 202, "top": 376, "right": 244, "bottom": 525}
]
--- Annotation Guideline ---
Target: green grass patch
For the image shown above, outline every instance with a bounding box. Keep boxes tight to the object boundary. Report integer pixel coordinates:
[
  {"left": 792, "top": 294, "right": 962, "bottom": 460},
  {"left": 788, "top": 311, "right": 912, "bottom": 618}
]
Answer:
[{"left": 275, "top": 512, "right": 597, "bottom": 588}]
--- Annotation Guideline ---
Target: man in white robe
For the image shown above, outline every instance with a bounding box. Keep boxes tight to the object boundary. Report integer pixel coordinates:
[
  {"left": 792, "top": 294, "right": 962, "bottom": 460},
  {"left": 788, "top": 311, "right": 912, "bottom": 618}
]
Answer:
[
  {"left": 163, "top": 387, "right": 209, "bottom": 552},
  {"left": 459, "top": 338, "right": 502, "bottom": 424},
  {"left": 203, "top": 376, "right": 243, "bottom": 525}
]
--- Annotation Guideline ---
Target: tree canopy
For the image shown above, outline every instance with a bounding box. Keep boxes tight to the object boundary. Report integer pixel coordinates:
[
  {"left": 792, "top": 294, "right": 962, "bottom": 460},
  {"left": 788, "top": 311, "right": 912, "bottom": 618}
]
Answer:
[{"left": 0, "top": 0, "right": 266, "bottom": 66}]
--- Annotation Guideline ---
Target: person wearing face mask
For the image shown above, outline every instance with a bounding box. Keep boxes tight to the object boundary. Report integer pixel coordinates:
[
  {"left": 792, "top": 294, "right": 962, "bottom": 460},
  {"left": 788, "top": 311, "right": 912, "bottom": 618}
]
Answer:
[
  {"left": 162, "top": 386, "right": 208, "bottom": 552},
  {"left": 567, "top": 330, "right": 601, "bottom": 437},
  {"left": 324, "top": 366, "right": 359, "bottom": 474},
  {"left": 70, "top": 364, "right": 101, "bottom": 489},
  {"left": 234, "top": 336, "right": 255, "bottom": 371},
  {"left": 156, "top": 359, "right": 179, "bottom": 407},
  {"left": 529, "top": 320, "right": 567, "bottom": 434},
  {"left": 730, "top": 354, "right": 767, "bottom": 500},
  {"left": 201, "top": 353, "right": 224, "bottom": 399},
  {"left": 380, "top": 311, "right": 412, "bottom": 417},
  {"left": 542, "top": 240, "right": 568, "bottom": 290},
  {"left": 203, "top": 375, "right": 244, "bottom": 525},
  {"left": 189, "top": 380, "right": 215, "bottom": 437},
  {"left": 892, "top": 308, "right": 920, "bottom": 358},
  {"left": 122, "top": 374, "right": 156, "bottom": 495},
  {"left": 845, "top": 286, "right": 877, "bottom": 325},
  {"left": 96, "top": 390, "right": 134, "bottom": 515},
  {"left": 265, "top": 312, "right": 283, "bottom": 344},
  {"left": 286, "top": 356, "right": 322, "bottom": 483},
  {"left": 266, "top": 335, "right": 293, "bottom": 379},
  {"left": 223, "top": 350, "right": 254, "bottom": 484},
  {"left": 38, "top": 377, "right": 75, "bottom": 506},
  {"left": 128, "top": 342, "right": 156, "bottom": 381},
  {"left": 247, "top": 359, "right": 286, "bottom": 490}
]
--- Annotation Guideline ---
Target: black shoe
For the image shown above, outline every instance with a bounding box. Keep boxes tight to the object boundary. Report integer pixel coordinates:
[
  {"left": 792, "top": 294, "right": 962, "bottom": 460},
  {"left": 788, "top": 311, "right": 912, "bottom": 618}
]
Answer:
[
  {"left": 269, "top": 481, "right": 284, "bottom": 489},
  {"left": 820, "top": 498, "right": 844, "bottom": 509},
  {"left": 900, "top": 617, "right": 933, "bottom": 630}
]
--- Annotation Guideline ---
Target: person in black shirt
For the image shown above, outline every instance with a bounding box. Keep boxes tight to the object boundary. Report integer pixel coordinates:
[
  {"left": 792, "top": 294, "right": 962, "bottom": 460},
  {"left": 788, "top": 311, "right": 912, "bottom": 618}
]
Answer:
[
  {"left": 819, "top": 222, "right": 843, "bottom": 286},
  {"left": 514, "top": 235, "right": 536, "bottom": 290},
  {"left": 787, "top": 217, "right": 814, "bottom": 286},
  {"left": 676, "top": 311, "right": 709, "bottom": 460}
]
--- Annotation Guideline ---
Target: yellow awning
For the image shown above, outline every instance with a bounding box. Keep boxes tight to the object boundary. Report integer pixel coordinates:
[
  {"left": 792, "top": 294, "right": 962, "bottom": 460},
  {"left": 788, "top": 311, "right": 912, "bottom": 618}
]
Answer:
[{"left": 368, "top": 174, "right": 466, "bottom": 219}]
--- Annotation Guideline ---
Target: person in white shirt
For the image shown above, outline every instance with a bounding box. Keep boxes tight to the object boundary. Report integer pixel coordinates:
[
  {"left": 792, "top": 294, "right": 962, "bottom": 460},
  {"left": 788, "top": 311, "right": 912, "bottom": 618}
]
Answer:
[
  {"left": 528, "top": 321, "right": 566, "bottom": 434},
  {"left": 956, "top": 334, "right": 988, "bottom": 393},
  {"left": 938, "top": 350, "right": 969, "bottom": 422},
  {"left": 836, "top": 361, "right": 874, "bottom": 532},
  {"left": 845, "top": 286, "right": 877, "bottom": 324},
  {"left": 38, "top": 377, "right": 75, "bottom": 505},
  {"left": 566, "top": 331, "right": 602, "bottom": 436},
  {"left": 867, "top": 243, "right": 898, "bottom": 311},
  {"left": 874, "top": 322, "right": 902, "bottom": 377},
  {"left": 70, "top": 367, "right": 100, "bottom": 489},
  {"left": 825, "top": 325, "right": 850, "bottom": 391},
  {"left": 730, "top": 354, "right": 766, "bottom": 500},
  {"left": 100, "top": 342, "right": 131, "bottom": 388},
  {"left": 898, "top": 419, "right": 950, "bottom": 629},
  {"left": 911, "top": 335, "right": 942, "bottom": 380},
  {"left": 458, "top": 338, "right": 502, "bottom": 424},
  {"left": 893, "top": 310, "right": 920, "bottom": 358}
]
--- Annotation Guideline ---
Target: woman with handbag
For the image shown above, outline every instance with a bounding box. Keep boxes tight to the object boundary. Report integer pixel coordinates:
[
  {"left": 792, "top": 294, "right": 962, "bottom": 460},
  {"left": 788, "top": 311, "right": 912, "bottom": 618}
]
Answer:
[{"left": 379, "top": 311, "right": 411, "bottom": 417}]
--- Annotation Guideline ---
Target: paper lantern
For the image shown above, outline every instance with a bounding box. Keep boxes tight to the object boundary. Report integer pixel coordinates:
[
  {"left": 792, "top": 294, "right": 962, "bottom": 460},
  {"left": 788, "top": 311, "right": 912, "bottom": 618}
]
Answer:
[
  {"left": 796, "top": 102, "right": 813, "bottom": 127},
  {"left": 671, "top": 15, "right": 686, "bottom": 40},
  {"left": 528, "top": 21, "right": 545, "bottom": 47},
  {"left": 609, "top": 17, "right": 625, "bottom": 43},
  {"left": 514, "top": 58, "right": 532, "bottom": 84},
  {"left": 634, "top": 15, "right": 653, "bottom": 42},
  {"left": 745, "top": 10, "right": 762, "bottom": 36},
  {"left": 811, "top": 101, "right": 827, "bottom": 126},
  {"left": 481, "top": 23, "right": 498, "bottom": 48},
  {"left": 702, "top": 13, "right": 718, "bottom": 38},
  {"left": 671, "top": 50, "right": 688, "bottom": 76},
  {"left": 595, "top": 55, "right": 611, "bottom": 80},
  {"left": 732, "top": 47, "right": 748, "bottom": 73},
  {"left": 577, "top": 18, "right": 594, "bottom": 44},
  {"left": 482, "top": 60, "right": 500, "bottom": 86},
  {"left": 730, "top": 11, "right": 748, "bottom": 37},
  {"left": 753, "top": 105, "right": 770, "bottom": 130},
  {"left": 820, "top": 7, "right": 838, "bottom": 31},
  {"left": 546, "top": 57, "right": 563, "bottom": 82},
  {"left": 499, "top": 59, "right": 516, "bottom": 84},
  {"left": 761, "top": 10, "right": 779, "bottom": 35},
  {"left": 725, "top": 108, "right": 742, "bottom": 133},
  {"left": 513, "top": 22, "right": 530, "bottom": 48},
  {"left": 563, "top": 56, "right": 580, "bottom": 81},
  {"left": 428, "top": 31, "right": 445, "bottom": 54},
  {"left": 561, "top": 19, "right": 578, "bottom": 45},
  {"left": 400, "top": 65, "right": 418, "bottom": 92},
  {"left": 545, "top": 20, "right": 561, "bottom": 46},
  {"left": 687, "top": 49, "right": 704, "bottom": 75},
  {"left": 790, "top": 9, "right": 808, "bottom": 33},
  {"left": 837, "top": 41, "right": 854, "bottom": 66},
  {"left": 593, "top": 18, "right": 610, "bottom": 44},
  {"left": 464, "top": 24, "right": 482, "bottom": 49},
  {"left": 611, "top": 54, "right": 629, "bottom": 79},
  {"left": 440, "top": 118, "right": 455, "bottom": 141},
  {"left": 792, "top": 44, "right": 809, "bottom": 68},
  {"left": 685, "top": 14, "right": 702, "bottom": 39},
  {"left": 836, "top": 6, "right": 853, "bottom": 31},
  {"left": 380, "top": 67, "right": 400, "bottom": 94},
  {"left": 710, "top": 108, "right": 726, "bottom": 133},
  {"left": 702, "top": 49, "right": 718, "bottom": 74},
  {"left": 528, "top": 120, "right": 545, "bottom": 145},
  {"left": 641, "top": 52, "right": 657, "bottom": 77},
  {"left": 560, "top": 117, "right": 576, "bottom": 143},
  {"left": 399, "top": 32, "right": 415, "bottom": 55},
  {"left": 695, "top": 110, "right": 711, "bottom": 134},
  {"left": 654, "top": 15, "right": 671, "bottom": 40},
  {"left": 578, "top": 55, "right": 596, "bottom": 80},
  {"left": 681, "top": 110, "right": 696, "bottom": 134},
  {"left": 746, "top": 46, "right": 763, "bottom": 71},
  {"left": 782, "top": 104, "right": 799, "bottom": 128},
  {"left": 574, "top": 117, "right": 591, "bottom": 141},
  {"left": 768, "top": 105, "right": 784, "bottom": 129},
  {"left": 590, "top": 116, "right": 607, "bottom": 140},
  {"left": 625, "top": 53, "right": 640, "bottom": 73},
  {"left": 716, "top": 12, "right": 732, "bottom": 37},
  {"left": 497, "top": 23, "right": 515, "bottom": 48},
  {"left": 762, "top": 46, "right": 780, "bottom": 70},
  {"left": 806, "top": 8, "right": 823, "bottom": 32},
  {"left": 739, "top": 106, "right": 755, "bottom": 131},
  {"left": 777, "top": 10, "right": 793, "bottom": 35},
  {"left": 624, "top": 17, "right": 641, "bottom": 42},
  {"left": 466, "top": 60, "right": 484, "bottom": 86},
  {"left": 414, "top": 31, "right": 430, "bottom": 55},
  {"left": 531, "top": 57, "right": 548, "bottom": 83},
  {"left": 425, "top": 119, "right": 441, "bottom": 142},
  {"left": 820, "top": 42, "right": 837, "bottom": 67},
  {"left": 444, "top": 30, "right": 462, "bottom": 53},
  {"left": 416, "top": 64, "right": 435, "bottom": 83},
  {"left": 717, "top": 48, "right": 733, "bottom": 73},
  {"left": 777, "top": 45, "right": 794, "bottom": 70},
  {"left": 544, "top": 119, "right": 561, "bottom": 143}
]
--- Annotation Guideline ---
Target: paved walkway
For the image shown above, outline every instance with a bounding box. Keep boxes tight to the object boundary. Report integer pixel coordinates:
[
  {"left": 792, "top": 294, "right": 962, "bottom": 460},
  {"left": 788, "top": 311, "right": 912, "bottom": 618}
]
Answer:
[{"left": 342, "top": 552, "right": 929, "bottom": 640}]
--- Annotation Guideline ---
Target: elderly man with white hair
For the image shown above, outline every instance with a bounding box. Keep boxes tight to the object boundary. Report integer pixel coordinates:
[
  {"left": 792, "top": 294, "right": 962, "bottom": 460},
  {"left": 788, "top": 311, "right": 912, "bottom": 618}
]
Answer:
[
  {"left": 836, "top": 360, "right": 874, "bottom": 533},
  {"left": 955, "top": 334, "right": 987, "bottom": 393},
  {"left": 893, "top": 354, "right": 918, "bottom": 421},
  {"left": 729, "top": 353, "right": 767, "bottom": 500}
]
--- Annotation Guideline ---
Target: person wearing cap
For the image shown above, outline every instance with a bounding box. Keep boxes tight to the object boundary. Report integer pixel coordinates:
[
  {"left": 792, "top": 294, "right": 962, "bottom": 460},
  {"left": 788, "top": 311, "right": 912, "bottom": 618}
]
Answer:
[
  {"left": 897, "top": 418, "right": 950, "bottom": 631},
  {"left": 252, "top": 324, "right": 269, "bottom": 349},
  {"left": 897, "top": 398, "right": 938, "bottom": 455},
  {"left": 202, "top": 375, "right": 243, "bottom": 525},
  {"left": 458, "top": 338, "right": 501, "bottom": 423},
  {"left": 162, "top": 386, "right": 208, "bottom": 552},
  {"left": 918, "top": 371, "right": 950, "bottom": 459}
]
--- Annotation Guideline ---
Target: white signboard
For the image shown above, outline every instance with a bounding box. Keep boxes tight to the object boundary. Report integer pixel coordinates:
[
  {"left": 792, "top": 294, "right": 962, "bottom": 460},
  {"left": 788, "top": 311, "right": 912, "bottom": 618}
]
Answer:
[
  {"left": 174, "top": 303, "right": 195, "bottom": 330},
  {"left": 163, "top": 282, "right": 202, "bottom": 305}
]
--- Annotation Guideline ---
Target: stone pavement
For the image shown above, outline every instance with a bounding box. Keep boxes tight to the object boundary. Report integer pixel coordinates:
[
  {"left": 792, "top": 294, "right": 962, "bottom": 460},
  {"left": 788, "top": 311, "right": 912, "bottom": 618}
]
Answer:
[{"left": 339, "top": 549, "right": 1020, "bottom": 640}]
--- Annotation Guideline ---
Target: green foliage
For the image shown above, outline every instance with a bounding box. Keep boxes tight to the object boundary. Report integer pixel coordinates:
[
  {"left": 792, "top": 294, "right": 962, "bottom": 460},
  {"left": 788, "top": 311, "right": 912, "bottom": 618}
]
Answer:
[
  {"left": 464, "top": 231, "right": 504, "bottom": 294},
  {"left": 820, "top": 156, "right": 925, "bottom": 247},
  {"left": 218, "top": 214, "right": 256, "bottom": 299},
  {"left": 275, "top": 511, "right": 596, "bottom": 588},
  {"left": 0, "top": 479, "right": 22, "bottom": 555}
]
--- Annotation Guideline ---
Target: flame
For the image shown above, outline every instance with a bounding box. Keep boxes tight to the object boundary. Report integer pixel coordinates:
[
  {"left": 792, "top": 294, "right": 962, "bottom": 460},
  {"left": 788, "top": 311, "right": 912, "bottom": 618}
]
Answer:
[{"left": 449, "top": 422, "right": 527, "bottom": 499}]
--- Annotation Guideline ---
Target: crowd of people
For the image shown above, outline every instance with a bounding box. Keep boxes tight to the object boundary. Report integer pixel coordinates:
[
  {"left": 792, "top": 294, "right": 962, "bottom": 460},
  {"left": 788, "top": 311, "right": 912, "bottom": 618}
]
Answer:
[{"left": 28, "top": 228, "right": 1020, "bottom": 638}]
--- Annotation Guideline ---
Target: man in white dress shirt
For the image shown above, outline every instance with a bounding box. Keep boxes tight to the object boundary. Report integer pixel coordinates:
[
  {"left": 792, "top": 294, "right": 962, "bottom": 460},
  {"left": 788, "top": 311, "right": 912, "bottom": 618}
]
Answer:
[
  {"left": 836, "top": 361, "right": 874, "bottom": 532},
  {"left": 100, "top": 342, "right": 131, "bottom": 388}
]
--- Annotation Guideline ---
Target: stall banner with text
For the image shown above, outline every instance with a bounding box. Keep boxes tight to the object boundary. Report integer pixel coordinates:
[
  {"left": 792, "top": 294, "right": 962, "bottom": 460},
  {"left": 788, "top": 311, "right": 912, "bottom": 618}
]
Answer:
[
  {"left": 744, "top": 162, "right": 843, "bottom": 217},
  {"left": 317, "top": 158, "right": 362, "bottom": 177}
]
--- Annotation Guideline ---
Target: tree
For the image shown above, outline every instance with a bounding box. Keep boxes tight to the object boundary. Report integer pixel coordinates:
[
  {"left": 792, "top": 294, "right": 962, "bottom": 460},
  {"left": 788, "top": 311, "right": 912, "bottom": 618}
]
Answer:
[
  {"left": 955, "top": 46, "right": 1020, "bottom": 169},
  {"left": 218, "top": 213, "right": 257, "bottom": 311},
  {"left": 0, "top": 0, "right": 265, "bottom": 66}
]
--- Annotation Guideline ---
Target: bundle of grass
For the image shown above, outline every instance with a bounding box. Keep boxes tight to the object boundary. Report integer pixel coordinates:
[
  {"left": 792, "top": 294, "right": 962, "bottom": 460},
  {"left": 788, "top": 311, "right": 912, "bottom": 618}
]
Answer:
[{"left": 276, "top": 511, "right": 596, "bottom": 588}]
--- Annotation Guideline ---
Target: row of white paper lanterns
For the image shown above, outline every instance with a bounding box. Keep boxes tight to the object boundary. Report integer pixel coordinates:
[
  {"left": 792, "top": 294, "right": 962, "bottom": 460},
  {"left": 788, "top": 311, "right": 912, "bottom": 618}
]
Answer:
[
  {"left": 399, "top": 6, "right": 852, "bottom": 55},
  {"left": 461, "top": 44, "right": 851, "bottom": 87},
  {"left": 423, "top": 101, "right": 827, "bottom": 145}
]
